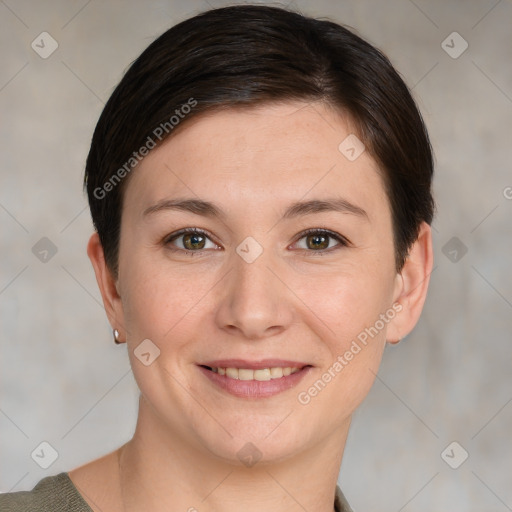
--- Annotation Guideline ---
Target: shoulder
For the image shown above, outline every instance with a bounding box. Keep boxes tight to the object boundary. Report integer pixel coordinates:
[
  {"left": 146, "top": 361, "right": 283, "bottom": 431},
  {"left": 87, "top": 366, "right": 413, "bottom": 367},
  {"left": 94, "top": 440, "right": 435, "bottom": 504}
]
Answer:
[
  {"left": 0, "top": 472, "right": 93, "bottom": 512},
  {"left": 335, "top": 483, "right": 354, "bottom": 512}
]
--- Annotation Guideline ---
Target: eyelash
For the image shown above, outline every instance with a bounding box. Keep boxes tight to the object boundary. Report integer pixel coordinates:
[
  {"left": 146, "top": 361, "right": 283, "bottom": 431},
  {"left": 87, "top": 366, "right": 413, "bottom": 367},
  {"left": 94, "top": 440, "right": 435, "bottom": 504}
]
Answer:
[{"left": 163, "top": 227, "right": 350, "bottom": 257}]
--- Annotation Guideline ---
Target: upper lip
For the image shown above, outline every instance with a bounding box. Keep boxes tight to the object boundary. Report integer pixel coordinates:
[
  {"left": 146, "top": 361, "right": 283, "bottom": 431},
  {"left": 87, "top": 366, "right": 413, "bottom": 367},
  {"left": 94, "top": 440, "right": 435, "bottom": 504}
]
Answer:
[{"left": 199, "top": 359, "right": 311, "bottom": 370}]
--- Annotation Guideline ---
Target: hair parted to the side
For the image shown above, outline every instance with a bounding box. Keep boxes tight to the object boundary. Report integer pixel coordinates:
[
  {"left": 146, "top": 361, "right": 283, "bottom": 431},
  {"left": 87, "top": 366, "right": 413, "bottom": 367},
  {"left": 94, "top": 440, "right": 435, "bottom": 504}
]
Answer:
[{"left": 84, "top": 4, "right": 435, "bottom": 278}]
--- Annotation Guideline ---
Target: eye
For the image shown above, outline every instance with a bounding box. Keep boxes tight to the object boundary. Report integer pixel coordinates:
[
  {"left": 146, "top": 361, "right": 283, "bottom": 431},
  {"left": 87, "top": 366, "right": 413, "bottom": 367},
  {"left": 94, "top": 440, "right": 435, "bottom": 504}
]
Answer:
[
  {"left": 293, "top": 228, "right": 350, "bottom": 254},
  {"left": 163, "top": 227, "right": 350, "bottom": 257},
  {"left": 164, "top": 228, "right": 219, "bottom": 255}
]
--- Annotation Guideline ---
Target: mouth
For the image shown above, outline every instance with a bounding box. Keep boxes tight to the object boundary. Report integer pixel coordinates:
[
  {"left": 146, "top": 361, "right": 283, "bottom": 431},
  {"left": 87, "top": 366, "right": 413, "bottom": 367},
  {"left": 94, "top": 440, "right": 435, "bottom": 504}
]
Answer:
[
  {"left": 197, "top": 360, "right": 313, "bottom": 398},
  {"left": 200, "top": 365, "right": 304, "bottom": 381}
]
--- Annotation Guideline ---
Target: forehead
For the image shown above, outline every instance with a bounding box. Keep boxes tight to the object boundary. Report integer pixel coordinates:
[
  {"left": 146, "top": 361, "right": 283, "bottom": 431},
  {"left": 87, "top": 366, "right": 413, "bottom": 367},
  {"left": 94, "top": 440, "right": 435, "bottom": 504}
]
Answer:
[{"left": 122, "top": 101, "right": 389, "bottom": 224}]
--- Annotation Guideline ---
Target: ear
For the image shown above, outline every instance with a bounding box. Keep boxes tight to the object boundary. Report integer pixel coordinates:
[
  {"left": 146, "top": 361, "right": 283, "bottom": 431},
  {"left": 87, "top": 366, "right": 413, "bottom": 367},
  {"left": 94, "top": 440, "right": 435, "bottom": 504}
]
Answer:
[
  {"left": 386, "top": 222, "right": 433, "bottom": 344},
  {"left": 87, "top": 232, "right": 126, "bottom": 342}
]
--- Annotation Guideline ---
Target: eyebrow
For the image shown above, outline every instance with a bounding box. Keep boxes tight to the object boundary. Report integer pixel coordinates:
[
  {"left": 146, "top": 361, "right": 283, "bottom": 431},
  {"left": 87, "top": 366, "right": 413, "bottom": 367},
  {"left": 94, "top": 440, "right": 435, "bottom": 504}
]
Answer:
[{"left": 142, "top": 197, "right": 368, "bottom": 221}]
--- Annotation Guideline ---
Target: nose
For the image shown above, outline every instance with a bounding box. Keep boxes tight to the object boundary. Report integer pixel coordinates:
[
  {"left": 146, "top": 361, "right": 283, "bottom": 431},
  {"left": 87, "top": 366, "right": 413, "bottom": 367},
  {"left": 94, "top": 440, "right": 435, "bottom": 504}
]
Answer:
[{"left": 214, "top": 245, "right": 294, "bottom": 341}]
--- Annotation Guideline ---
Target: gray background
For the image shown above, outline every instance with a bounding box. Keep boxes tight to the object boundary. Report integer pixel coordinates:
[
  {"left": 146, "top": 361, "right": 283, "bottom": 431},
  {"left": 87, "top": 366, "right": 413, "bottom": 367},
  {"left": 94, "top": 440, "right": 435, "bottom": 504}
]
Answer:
[{"left": 1, "top": 0, "right": 511, "bottom": 510}]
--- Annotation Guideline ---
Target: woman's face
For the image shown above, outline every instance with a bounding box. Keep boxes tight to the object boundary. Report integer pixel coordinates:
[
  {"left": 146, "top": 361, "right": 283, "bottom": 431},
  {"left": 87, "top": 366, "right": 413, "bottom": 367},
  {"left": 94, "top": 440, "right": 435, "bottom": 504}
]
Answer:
[{"left": 105, "top": 101, "right": 412, "bottom": 463}]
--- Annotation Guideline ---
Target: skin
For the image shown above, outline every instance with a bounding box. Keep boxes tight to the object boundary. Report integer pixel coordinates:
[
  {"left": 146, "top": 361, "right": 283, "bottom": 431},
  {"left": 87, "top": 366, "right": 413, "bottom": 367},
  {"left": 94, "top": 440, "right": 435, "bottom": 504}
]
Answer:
[{"left": 70, "top": 101, "right": 433, "bottom": 512}]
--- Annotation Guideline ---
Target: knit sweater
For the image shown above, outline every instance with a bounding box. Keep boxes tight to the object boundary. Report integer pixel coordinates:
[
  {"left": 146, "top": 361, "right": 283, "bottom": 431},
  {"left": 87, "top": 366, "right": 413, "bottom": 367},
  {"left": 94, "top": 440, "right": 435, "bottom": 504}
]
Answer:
[{"left": 0, "top": 472, "right": 353, "bottom": 511}]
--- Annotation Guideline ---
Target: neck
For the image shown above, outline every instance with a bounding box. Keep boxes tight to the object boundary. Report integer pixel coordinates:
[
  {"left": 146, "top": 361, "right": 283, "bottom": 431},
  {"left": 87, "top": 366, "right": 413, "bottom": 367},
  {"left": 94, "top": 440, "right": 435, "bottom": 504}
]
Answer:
[{"left": 118, "top": 395, "right": 350, "bottom": 512}]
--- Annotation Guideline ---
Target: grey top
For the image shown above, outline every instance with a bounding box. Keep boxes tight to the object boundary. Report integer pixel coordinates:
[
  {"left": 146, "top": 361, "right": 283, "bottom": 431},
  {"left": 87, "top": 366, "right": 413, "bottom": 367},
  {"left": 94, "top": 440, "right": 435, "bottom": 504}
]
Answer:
[{"left": 0, "top": 472, "right": 353, "bottom": 511}]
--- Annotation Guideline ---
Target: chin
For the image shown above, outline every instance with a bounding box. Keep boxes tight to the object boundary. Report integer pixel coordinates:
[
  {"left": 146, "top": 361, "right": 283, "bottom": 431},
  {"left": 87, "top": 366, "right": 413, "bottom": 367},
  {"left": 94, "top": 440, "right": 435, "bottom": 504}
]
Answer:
[{"left": 195, "top": 419, "right": 315, "bottom": 467}]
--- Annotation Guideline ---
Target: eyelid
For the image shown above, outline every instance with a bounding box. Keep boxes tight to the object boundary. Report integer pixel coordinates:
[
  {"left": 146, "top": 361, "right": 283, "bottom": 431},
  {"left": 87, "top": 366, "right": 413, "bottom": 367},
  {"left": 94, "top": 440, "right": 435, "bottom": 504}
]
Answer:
[
  {"left": 164, "top": 227, "right": 220, "bottom": 249},
  {"left": 291, "top": 228, "right": 351, "bottom": 252},
  {"left": 163, "top": 227, "right": 351, "bottom": 254}
]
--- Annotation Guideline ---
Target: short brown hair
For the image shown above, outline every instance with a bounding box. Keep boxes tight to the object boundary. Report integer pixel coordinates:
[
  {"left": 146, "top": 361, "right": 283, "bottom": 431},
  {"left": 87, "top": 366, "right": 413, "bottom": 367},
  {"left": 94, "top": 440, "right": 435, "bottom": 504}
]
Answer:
[{"left": 84, "top": 4, "right": 435, "bottom": 276}]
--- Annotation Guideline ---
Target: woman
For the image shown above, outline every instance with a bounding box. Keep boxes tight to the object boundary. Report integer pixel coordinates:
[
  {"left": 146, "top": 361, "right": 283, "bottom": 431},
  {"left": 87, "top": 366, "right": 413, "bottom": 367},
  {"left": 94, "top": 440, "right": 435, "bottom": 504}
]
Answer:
[{"left": 0, "top": 4, "right": 434, "bottom": 511}]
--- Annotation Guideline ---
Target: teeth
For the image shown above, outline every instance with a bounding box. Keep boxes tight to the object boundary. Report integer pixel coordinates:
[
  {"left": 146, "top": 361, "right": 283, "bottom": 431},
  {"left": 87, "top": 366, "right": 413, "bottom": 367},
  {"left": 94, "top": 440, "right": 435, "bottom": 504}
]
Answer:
[
  {"left": 238, "top": 368, "right": 254, "bottom": 381},
  {"left": 270, "top": 367, "right": 283, "bottom": 378},
  {"left": 210, "top": 366, "right": 302, "bottom": 381},
  {"left": 253, "top": 369, "right": 271, "bottom": 381},
  {"left": 225, "top": 367, "right": 239, "bottom": 379}
]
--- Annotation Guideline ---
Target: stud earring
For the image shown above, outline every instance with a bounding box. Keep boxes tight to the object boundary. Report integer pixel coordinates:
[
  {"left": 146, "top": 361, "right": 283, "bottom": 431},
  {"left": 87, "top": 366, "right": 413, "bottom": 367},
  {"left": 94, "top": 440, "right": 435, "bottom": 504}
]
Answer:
[{"left": 113, "top": 329, "right": 122, "bottom": 344}]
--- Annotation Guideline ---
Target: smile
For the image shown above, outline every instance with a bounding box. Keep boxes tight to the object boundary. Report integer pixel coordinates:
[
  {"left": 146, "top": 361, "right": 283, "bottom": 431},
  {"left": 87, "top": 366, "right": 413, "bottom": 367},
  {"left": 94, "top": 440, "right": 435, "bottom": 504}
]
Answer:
[
  {"left": 206, "top": 366, "right": 301, "bottom": 381},
  {"left": 198, "top": 361, "right": 312, "bottom": 398}
]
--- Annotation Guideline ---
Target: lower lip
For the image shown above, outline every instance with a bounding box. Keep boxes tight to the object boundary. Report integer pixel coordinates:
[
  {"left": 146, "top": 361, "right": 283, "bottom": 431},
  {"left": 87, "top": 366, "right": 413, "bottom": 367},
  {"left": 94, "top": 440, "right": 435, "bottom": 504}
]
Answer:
[{"left": 198, "top": 366, "right": 312, "bottom": 398}]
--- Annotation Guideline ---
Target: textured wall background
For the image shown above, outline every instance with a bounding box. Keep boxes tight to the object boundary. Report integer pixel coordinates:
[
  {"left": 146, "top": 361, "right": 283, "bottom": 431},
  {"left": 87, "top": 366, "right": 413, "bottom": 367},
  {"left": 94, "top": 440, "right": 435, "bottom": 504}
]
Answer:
[{"left": 1, "top": 1, "right": 511, "bottom": 510}]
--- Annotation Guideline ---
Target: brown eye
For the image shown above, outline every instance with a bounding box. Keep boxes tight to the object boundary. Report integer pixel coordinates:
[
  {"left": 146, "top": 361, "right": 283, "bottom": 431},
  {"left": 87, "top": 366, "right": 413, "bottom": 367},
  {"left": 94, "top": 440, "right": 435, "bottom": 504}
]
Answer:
[
  {"left": 305, "top": 233, "right": 330, "bottom": 250},
  {"left": 165, "top": 228, "right": 218, "bottom": 255},
  {"left": 294, "top": 229, "right": 349, "bottom": 254},
  {"left": 182, "top": 232, "right": 206, "bottom": 250}
]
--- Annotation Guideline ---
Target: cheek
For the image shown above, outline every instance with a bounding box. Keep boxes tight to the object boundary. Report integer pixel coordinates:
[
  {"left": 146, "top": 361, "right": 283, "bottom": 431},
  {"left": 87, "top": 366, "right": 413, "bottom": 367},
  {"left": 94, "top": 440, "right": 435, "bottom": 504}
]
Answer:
[
  {"left": 304, "top": 260, "right": 395, "bottom": 348},
  {"left": 121, "top": 270, "right": 184, "bottom": 341},
  {"left": 118, "top": 250, "right": 218, "bottom": 351},
  {"left": 295, "top": 266, "right": 392, "bottom": 420}
]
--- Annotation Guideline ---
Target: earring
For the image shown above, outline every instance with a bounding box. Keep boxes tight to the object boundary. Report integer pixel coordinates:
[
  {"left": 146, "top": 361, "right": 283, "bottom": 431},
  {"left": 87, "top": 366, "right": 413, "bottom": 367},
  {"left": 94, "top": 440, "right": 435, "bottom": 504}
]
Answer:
[{"left": 113, "top": 329, "right": 122, "bottom": 344}]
